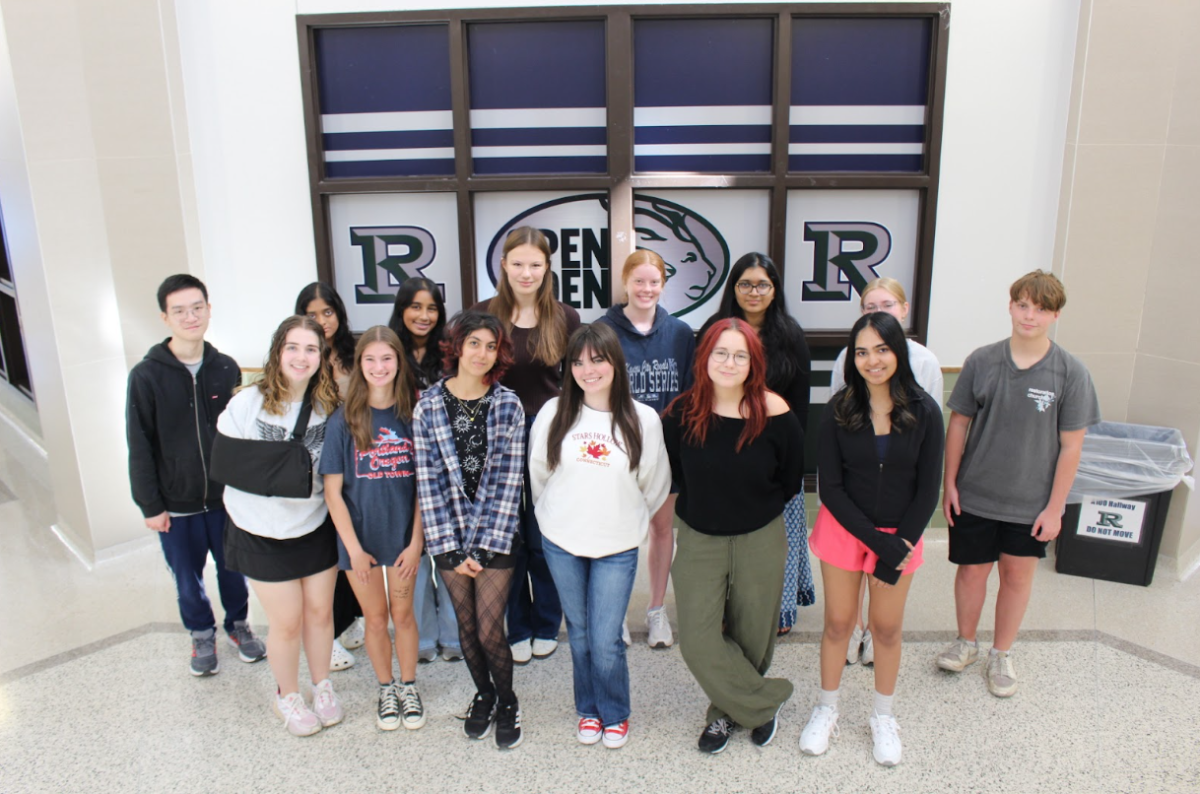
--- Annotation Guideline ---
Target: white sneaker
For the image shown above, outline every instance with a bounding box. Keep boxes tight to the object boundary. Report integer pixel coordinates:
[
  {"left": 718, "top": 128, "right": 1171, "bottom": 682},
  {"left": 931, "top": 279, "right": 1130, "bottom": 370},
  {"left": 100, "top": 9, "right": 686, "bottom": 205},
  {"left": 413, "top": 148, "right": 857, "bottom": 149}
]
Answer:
[
  {"left": 799, "top": 705, "right": 840, "bottom": 756},
  {"left": 621, "top": 620, "right": 632, "bottom": 646},
  {"left": 869, "top": 712, "right": 902, "bottom": 766},
  {"left": 330, "top": 638, "right": 355, "bottom": 671},
  {"left": 510, "top": 639, "right": 532, "bottom": 664},
  {"left": 418, "top": 646, "right": 438, "bottom": 663},
  {"left": 532, "top": 637, "right": 558, "bottom": 658},
  {"left": 310, "top": 678, "right": 344, "bottom": 727},
  {"left": 274, "top": 691, "right": 321, "bottom": 737},
  {"left": 986, "top": 649, "right": 1018, "bottom": 697},
  {"left": 936, "top": 637, "right": 980, "bottom": 673},
  {"left": 339, "top": 617, "right": 365, "bottom": 650},
  {"left": 647, "top": 606, "right": 674, "bottom": 649},
  {"left": 861, "top": 629, "right": 875, "bottom": 667},
  {"left": 846, "top": 625, "right": 863, "bottom": 665}
]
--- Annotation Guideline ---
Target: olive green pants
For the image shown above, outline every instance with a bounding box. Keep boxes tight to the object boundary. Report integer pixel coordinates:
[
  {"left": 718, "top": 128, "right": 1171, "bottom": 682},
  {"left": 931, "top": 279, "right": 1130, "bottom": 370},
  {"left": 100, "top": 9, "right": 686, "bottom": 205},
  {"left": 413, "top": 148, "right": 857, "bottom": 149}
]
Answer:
[{"left": 671, "top": 515, "right": 793, "bottom": 729}]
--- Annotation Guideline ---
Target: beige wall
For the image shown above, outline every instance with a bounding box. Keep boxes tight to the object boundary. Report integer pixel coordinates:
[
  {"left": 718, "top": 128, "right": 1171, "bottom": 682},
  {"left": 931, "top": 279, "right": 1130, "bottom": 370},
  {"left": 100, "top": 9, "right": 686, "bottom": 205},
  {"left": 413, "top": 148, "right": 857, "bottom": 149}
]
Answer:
[{"left": 1054, "top": 0, "right": 1200, "bottom": 576}]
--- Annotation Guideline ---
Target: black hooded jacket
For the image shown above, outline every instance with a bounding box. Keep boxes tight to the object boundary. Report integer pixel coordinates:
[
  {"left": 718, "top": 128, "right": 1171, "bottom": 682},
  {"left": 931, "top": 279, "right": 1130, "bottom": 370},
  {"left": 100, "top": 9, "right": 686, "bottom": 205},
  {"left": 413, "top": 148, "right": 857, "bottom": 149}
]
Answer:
[{"left": 126, "top": 339, "right": 240, "bottom": 517}]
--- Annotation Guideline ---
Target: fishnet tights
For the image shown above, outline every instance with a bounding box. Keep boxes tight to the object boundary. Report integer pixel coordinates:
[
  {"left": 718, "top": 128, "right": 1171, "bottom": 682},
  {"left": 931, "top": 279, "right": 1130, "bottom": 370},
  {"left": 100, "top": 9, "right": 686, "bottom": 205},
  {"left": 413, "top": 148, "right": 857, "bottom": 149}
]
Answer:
[{"left": 441, "top": 566, "right": 515, "bottom": 702}]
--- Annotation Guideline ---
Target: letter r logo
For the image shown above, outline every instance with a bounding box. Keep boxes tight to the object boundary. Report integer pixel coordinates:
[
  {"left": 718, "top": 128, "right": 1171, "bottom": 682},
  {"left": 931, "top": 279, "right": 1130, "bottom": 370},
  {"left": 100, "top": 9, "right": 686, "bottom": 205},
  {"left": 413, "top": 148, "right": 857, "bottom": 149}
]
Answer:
[
  {"left": 1095, "top": 511, "right": 1124, "bottom": 529},
  {"left": 801, "top": 222, "right": 891, "bottom": 301},
  {"left": 350, "top": 226, "right": 436, "bottom": 304}
]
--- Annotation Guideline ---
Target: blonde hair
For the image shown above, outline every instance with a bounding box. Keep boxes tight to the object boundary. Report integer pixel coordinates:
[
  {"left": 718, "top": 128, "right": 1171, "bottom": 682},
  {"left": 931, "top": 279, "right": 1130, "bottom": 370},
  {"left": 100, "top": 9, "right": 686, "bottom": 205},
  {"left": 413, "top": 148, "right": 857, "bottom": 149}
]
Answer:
[
  {"left": 487, "top": 226, "right": 567, "bottom": 366},
  {"left": 621, "top": 249, "right": 668, "bottom": 282},
  {"left": 249, "top": 315, "right": 341, "bottom": 417},
  {"left": 344, "top": 326, "right": 414, "bottom": 452},
  {"left": 859, "top": 277, "right": 908, "bottom": 308},
  {"left": 1009, "top": 270, "right": 1066, "bottom": 312}
]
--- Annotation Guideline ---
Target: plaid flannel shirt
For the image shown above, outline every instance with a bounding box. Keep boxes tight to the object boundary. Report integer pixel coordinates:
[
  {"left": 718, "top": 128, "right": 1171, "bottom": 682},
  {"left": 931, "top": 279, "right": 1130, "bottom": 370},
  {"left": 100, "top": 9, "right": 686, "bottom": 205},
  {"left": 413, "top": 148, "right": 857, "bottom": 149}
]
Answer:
[{"left": 413, "top": 379, "right": 525, "bottom": 557}]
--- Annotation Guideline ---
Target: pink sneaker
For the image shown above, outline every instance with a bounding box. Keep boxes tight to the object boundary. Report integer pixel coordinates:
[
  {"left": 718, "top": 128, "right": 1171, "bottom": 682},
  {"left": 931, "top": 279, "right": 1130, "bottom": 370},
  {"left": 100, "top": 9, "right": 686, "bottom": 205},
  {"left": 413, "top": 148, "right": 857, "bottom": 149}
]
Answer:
[
  {"left": 273, "top": 692, "right": 321, "bottom": 737},
  {"left": 311, "top": 678, "right": 344, "bottom": 727}
]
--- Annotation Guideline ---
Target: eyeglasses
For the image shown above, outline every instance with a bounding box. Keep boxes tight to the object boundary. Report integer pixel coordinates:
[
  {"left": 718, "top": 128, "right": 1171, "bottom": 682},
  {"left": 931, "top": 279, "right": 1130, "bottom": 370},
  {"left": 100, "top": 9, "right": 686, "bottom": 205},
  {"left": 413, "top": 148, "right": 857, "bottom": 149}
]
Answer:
[
  {"left": 710, "top": 349, "right": 750, "bottom": 366},
  {"left": 735, "top": 281, "right": 774, "bottom": 295},
  {"left": 864, "top": 300, "right": 899, "bottom": 313},
  {"left": 168, "top": 304, "right": 208, "bottom": 319}
]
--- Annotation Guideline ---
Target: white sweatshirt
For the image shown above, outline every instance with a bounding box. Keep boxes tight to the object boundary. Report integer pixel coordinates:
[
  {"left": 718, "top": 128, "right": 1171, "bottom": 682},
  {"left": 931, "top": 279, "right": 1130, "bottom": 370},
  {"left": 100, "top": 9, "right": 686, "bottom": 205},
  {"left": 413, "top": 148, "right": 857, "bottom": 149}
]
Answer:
[
  {"left": 529, "top": 399, "right": 670, "bottom": 559},
  {"left": 216, "top": 387, "right": 329, "bottom": 540}
]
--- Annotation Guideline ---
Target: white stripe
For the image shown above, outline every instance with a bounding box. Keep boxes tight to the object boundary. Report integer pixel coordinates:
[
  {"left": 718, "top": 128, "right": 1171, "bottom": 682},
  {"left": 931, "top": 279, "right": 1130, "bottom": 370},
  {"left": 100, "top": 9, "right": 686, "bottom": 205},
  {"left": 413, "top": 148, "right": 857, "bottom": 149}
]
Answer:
[
  {"left": 789, "top": 105, "right": 926, "bottom": 125},
  {"left": 811, "top": 386, "right": 833, "bottom": 404},
  {"left": 469, "top": 107, "right": 606, "bottom": 129},
  {"left": 323, "top": 147, "right": 454, "bottom": 162},
  {"left": 787, "top": 143, "right": 923, "bottom": 156},
  {"left": 811, "top": 360, "right": 837, "bottom": 371},
  {"left": 634, "top": 143, "right": 771, "bottom": 157},
  {"left": 471, "top": 145, "right": 607, "bottom": 159},
  {"left": 321, "top": 110, "right": 453, "bottom": 134},
  {"left": 634, "top": 105, "right": 772, "bottom": 127}
]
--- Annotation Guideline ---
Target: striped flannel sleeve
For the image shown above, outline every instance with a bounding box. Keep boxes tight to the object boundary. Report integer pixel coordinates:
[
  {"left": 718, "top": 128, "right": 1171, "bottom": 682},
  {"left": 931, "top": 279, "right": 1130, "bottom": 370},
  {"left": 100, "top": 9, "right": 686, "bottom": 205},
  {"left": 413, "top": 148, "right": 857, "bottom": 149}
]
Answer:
[
  {"left": 413, "top": 397, "right": 459, "bottom": 556},
  {"left": 478, "top": 393, "right": 525, "bottom": 554}
]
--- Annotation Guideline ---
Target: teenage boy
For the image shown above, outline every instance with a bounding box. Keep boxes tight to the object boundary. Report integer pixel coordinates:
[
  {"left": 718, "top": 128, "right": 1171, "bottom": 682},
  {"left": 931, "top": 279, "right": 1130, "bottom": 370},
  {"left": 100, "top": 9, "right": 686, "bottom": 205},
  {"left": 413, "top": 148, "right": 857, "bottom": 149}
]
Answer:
[
  {"left": 937, "top": 270, "right": 1100, "bottom": 697},
  {"left": 127, "top": 274, "right": 265, "bottom": 676}
]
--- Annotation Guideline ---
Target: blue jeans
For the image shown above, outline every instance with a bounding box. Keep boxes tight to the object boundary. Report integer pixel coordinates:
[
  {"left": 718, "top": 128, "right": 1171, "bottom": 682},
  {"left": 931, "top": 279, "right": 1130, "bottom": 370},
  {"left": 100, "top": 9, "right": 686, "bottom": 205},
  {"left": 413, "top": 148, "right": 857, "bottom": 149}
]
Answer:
[
  {"left": 158, "top": 507, "right": 248, "bottom": 633},
  {"left": 506, "top": 416, "right": 563, "bottom": 643},
  {"left": 415, "top": 554, "right": 460, "bottom": 652},
  {"left": 543, "top": 538, "right": 637, "bottom": 727}
]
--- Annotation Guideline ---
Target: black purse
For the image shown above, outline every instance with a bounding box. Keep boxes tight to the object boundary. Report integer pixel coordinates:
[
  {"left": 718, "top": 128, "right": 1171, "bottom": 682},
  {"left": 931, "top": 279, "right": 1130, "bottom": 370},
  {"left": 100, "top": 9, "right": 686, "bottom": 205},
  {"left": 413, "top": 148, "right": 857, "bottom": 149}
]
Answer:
[{"left": 210, "top": 385, "right": 316, "bottom": 499}]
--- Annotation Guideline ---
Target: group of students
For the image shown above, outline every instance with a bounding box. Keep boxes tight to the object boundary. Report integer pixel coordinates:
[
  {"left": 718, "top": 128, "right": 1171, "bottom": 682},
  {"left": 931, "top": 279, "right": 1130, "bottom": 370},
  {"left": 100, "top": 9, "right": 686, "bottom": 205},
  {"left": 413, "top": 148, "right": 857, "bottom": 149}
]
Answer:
[{"left": 127, "top": 226, "right": 1099, "bottom": 765}]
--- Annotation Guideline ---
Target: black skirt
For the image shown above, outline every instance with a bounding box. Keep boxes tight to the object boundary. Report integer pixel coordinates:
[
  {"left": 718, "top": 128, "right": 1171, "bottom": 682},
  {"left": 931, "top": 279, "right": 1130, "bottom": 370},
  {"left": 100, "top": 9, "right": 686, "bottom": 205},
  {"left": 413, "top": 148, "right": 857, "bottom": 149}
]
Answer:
[{"left": 224, "top": 513, "right": 338, "bottom": 583}]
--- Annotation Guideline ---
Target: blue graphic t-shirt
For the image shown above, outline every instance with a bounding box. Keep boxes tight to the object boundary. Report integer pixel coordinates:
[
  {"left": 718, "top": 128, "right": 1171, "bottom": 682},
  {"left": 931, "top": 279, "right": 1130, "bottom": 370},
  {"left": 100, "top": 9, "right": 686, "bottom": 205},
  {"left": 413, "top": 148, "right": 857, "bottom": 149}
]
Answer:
[{"left": 319, "top": 405, "right": 417, "bottom": 569}]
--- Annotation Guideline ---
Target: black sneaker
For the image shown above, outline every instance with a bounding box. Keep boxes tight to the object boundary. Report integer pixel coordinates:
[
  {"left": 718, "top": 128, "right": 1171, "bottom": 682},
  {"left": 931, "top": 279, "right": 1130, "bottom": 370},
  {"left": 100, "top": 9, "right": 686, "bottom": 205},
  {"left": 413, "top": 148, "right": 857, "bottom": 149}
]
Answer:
[
  {"left": 494, "top": 698, "right": 523, "bottom": 749},
  {"left": 698, "top": 717, "right": 733, "bottom": 754},
  {"left": 750, "top": 704, "right": 783, "bottom": 748},
  {"left": 464, "top": 692, "right": 497, "bottom": 739}
]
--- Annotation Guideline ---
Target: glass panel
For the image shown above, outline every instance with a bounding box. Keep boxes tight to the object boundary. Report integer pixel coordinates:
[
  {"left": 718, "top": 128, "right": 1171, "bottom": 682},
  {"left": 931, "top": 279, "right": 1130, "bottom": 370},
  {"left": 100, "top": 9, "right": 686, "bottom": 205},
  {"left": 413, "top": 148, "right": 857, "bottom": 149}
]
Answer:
[
  {"left": 468, "top": 21, "right": 607, "bottom": 175},
  {"left": 790, "top": 18, "right": 931, "bottom": 172},
  {"left": 316, "top": 25, "right": 453, "bottom": 178},
  {"left": 634, "top": 18, "right": 773, "bottom": 173}
]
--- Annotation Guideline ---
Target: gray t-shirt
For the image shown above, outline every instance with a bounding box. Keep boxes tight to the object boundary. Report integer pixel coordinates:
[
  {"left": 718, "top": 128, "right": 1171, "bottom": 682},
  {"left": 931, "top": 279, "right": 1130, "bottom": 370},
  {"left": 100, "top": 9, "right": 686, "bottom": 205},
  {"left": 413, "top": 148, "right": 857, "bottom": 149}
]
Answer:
[{"left": 947, "top": 339, "right": 1100, "bottom": 524}]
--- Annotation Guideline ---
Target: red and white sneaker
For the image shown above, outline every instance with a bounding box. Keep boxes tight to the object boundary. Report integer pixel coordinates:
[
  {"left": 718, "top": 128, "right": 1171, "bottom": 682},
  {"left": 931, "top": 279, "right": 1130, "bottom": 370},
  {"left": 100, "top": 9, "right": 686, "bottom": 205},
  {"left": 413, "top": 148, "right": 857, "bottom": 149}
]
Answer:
[
  {"left": 602, "top": 720, "right": 630, "bottom": 749},
  {"left": 577, "top": 717, "right": 603, "bottom": 745}
]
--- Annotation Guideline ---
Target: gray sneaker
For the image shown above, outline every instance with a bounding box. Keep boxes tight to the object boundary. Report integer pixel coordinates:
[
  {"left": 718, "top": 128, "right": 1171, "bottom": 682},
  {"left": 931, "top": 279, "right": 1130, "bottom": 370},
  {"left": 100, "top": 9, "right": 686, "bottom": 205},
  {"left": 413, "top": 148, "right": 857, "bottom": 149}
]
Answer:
[
  {"left": 190, "top": 629, "right": 219, "bottom": 676},
  {"left": 227, "top": 621, "right": 266, "bottom": 663},
  {"left": 936, "top": 637, "right": 979, "bottom": 672},
  {"left": 986, "top": 650, "right": 1018, "bottom": 697}
]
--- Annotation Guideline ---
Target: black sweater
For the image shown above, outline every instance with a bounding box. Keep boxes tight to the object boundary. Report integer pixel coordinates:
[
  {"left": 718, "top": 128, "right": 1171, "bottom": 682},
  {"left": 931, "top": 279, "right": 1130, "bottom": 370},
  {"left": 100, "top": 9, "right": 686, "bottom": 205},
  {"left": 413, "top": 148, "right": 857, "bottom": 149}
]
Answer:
[
  {"left": 816, "top": 391, "right": 945, "bottom": 584},
  {"left": 662, "top": 408, "right": 805, "bottom": 536},
  {"left": 126, "top": 340, "right": 241, "bottom": 517}
]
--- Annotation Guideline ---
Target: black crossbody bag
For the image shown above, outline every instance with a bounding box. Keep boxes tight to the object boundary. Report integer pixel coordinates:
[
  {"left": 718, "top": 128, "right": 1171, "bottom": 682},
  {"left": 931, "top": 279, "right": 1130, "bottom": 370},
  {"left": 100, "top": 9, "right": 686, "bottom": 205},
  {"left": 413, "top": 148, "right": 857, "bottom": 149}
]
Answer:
[{"left": 210, "top": 385, "right": 316, "bottom": 499}]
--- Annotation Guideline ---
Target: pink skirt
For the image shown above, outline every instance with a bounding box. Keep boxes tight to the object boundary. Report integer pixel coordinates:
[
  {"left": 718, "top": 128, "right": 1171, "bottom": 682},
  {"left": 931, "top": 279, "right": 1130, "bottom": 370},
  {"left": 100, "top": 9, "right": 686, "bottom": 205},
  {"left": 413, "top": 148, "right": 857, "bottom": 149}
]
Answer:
[{"left": 809, "top": 506, "right": 924, "bottom": 575}]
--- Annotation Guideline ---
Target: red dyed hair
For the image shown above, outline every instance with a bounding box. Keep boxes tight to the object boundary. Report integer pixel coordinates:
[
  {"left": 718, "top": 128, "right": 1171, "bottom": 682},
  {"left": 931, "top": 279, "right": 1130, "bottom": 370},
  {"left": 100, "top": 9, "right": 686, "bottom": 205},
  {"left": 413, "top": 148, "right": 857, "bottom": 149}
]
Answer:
[
  {"left": 439, "top": 310, "right": 515, "bottom": 386},
  {"left": 667, "top": 318, "right": 769, "bottom": 452}
]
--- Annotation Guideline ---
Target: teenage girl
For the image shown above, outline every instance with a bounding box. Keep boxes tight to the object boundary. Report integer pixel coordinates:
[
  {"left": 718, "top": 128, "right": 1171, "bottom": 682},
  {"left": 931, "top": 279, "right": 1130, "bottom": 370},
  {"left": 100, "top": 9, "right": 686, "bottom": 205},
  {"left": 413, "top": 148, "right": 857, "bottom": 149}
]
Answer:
[
  {"left": 530, "top": 323, "right": 670, "bottom": 749},
  {"left": 701, "top": 253, "right": 813, "bottom": 634},
  {"left": 663, "top": 319, "right": 805, "bottom": 754},
  {"left": 218, "top": 315, "right": 343, "bottom": 737},
  {"left": 413, "top": 311, "right": 527, "bottom": 750},
  {"left": 799, "top": 312, "right": 944, "bottom": 766},
  {"left": 473, "top": 226, "right": 581, "bottom": 664},
  {"left": 388, "top": 278, "right": 462, "bottom": 663},
  {"left": 321, "top": 326, "right": 427, "bottom": 731},
  {"left": 596, "top": 250, "right": 695, "bottom": 649},
  {"left": 829, "top": 277, "right": 943, "bottom": 666}
]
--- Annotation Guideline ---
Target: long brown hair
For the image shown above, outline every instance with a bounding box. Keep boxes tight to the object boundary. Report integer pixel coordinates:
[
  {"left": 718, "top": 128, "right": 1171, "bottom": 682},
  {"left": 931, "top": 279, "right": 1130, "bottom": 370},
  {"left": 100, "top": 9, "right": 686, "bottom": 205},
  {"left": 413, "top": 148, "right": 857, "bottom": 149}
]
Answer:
[
  {"left": 666, "top": 318, "right": 769, "bottom": 452},
  {"left": 487, "top": 226, "right": 568, "bottom": 366},
  {"left": 251, "top": 315, "right": 341, "bottom": 418},
  {"left": 546, "top": 324, "right": 643, "bottom": 472},
  {"left": 344, "top": 326, "right": 414, "bottom": 452}
]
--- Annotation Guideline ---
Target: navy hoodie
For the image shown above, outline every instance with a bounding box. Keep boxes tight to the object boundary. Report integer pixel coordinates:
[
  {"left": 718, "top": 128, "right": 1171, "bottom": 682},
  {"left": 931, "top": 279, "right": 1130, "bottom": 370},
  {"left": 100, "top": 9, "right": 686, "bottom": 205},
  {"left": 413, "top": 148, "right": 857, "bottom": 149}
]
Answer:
[{"left": 597, "top": 305, "right": 696, "bottom": 414}]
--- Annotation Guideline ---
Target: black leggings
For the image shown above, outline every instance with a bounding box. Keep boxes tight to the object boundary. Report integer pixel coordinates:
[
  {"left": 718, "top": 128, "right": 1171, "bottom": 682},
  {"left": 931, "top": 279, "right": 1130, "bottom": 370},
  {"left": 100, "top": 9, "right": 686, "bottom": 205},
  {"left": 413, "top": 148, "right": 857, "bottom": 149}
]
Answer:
[
  {"left": 332, "top": 571, "right": 363, "bottom": 637},
  {"left": 441, "top": 566, "right": 516, "bottom": 703}
]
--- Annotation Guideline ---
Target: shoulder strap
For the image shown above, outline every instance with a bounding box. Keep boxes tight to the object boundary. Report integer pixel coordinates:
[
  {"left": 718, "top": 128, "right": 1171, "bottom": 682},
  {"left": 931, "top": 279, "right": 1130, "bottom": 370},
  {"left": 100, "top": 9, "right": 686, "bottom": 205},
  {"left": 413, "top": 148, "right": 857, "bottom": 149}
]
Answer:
[{"left": 291, "top": 381, "right": 316, "bottom": 441}]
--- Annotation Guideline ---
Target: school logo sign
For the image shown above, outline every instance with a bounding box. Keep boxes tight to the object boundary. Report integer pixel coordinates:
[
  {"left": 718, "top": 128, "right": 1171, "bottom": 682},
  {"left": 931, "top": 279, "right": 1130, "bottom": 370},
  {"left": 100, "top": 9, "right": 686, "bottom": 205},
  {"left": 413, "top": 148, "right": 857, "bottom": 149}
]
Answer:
[
  {"left": 350, "top": 226, "right": 437, "bottom": 304},
  {"left": 801, "top": 222, "right": 892, "bottom": 301}
]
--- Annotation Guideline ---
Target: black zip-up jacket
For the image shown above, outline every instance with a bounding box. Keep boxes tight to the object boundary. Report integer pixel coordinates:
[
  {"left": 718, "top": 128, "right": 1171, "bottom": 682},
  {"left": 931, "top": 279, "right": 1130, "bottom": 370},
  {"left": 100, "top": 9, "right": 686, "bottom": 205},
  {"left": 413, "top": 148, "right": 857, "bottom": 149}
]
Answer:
[
  {"left": 126, "top": 339, "right": 240, "bottom": 518},
  {"left": 817, "top": 390, "right": 945, "bottom": 584}
]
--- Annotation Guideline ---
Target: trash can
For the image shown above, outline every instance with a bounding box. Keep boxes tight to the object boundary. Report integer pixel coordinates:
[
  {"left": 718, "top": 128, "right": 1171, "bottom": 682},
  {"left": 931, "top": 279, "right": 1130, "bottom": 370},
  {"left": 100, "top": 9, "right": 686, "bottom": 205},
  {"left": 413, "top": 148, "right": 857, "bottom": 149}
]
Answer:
[{"left": 1055, "top": 422, "right": 1194, "bottom": 586}]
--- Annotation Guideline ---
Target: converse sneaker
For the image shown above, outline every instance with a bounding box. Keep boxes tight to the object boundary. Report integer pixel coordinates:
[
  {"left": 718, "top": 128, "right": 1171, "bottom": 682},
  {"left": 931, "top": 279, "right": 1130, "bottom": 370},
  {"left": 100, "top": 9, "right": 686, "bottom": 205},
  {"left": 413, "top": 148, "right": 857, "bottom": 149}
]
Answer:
[
  {"left": 870, "top": 712, "right": 902, "bottom": 766},
  {"left": 751, "top": 703, "right": 783, "bottom": 748},
  {"left": 464, "top": 692, "right": 497, "bottom": 739},
  {"left": 330, "top": 638, "right": 355, "bottom": 672},
  {"left": 532, "top": 638, "right": 558, "bottom": 659},
  {"left": 602, "top": 720, "right": 630, "bottom": 749},
  {"left": 845, "top": 625, "right": 864, "bottom": 665},
  {"left": 398, "top": 682, "right": 427, "bottom": 729},
  {"left": 577, "top": 717, "right": 603, "bottom": 745},
  {"left": 799, "top": 705, "right": 840, "bottom": 756},
  {"left": 339, "top": 616, "right": 365, "bottom": 650},
  {"left": 310, "top": 678, "right": 344, "bottom": 727},
  {"left": 190, "top": 629, "right": 219, "bottom": 677},
  {"left": 698, "top": 717, "right": 733, "bottom": 754},
  {"left": 861, "top": 629, "right": 875, "bottom": 667},
  {"left": 986, "top": 650, "right": 1018, "bottom": 697},
  {"left": 647, "top": 606, "right": 674, "bottom": 649},
  {"left": 226, "top": 621, "right": 266, "bottom": 663},
  {"left": 376, "top": 682, "right": 401, "bottom": 731},
  {"left": 494, "top": 698, "right": 523, "bottom": 749},
  {"left": 510, "top": 639, "right": 532, "bottom": 665},
  {"left": 274, "top": 691, "right": 321, "bottom": 737},
  {"left": 936, "top": 637, "right": 980, "bottom": 672}
]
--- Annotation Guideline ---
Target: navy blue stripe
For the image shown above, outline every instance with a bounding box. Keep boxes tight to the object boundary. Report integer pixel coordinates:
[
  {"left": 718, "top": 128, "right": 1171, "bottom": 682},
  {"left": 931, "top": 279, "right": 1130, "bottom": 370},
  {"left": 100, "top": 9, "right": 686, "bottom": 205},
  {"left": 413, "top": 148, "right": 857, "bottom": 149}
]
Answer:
[
  {"left": 635, "top": 19, "right": 773, "bottom": 107},
  {"left": 789, "top": 154, "right": 923, "bottom": 172},
  {"left": 635, "top": 154, "right": 770, "bottom": 173},
  {"left": 325, "top": 159, "right": 456, "bottom": 179},
  {"left": 789, "top": 125, "right": 925, "bottom": 144},
  {"left": 473, "top": 156, "right": 607, "bottom": 175},
  {"left": 471, "top": 127, "right": 607, "bottom": 146},
  {"left": 792, "top": 18, "right": 931, "bottom": 106},
  {"left": 315, "top": 25, "right": 451, "bottom": 114},
  {"left": 322, "top": 130, "right": 455, "bottom": 151},
  {"left": 469, "top": 21, "right": 605, "bottom": 110},
  {"left": 635, "top": 125, "right": 771, "bottom": 145}
]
